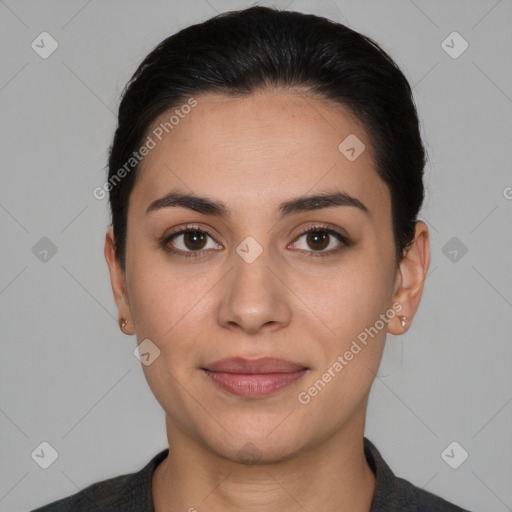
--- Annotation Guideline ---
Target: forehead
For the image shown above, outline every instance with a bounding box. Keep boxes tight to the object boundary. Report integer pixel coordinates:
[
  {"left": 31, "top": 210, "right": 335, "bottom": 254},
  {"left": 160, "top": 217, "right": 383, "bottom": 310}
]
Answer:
[{"left": 131, "top": 90, "right": 390, "bottom": 218}]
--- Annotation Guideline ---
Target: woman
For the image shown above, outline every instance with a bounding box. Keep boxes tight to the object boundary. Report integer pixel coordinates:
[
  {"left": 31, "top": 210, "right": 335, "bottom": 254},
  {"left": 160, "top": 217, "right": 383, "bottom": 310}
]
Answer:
[{"left": 33, "top": 6, "right": 472, "bottom": 512}]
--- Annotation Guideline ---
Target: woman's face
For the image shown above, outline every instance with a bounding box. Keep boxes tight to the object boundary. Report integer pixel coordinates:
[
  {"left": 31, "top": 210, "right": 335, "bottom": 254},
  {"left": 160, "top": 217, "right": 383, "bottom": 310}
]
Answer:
[{"left": 107, "top": 90, "right": 413, "bottom": 463}]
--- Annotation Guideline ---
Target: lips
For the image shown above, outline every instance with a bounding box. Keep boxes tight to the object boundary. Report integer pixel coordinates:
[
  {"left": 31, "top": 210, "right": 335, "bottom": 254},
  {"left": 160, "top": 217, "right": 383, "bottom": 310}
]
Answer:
[
  {"left": 204, "top": 357, "right": 307, "bottom": 374},
  {"left": 202, "top": 357, "right": 308, "bottom": 398}
]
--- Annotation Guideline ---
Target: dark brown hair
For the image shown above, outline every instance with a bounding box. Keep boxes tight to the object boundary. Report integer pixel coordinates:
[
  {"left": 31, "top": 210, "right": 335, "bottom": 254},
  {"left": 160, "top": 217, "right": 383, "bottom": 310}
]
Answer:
[{"left": 107, "top": 6, "right": 426, "bottom": 270}]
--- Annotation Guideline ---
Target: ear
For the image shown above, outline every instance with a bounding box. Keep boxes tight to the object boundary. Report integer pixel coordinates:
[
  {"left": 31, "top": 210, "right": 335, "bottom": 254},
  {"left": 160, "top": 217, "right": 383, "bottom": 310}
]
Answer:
[
  {"left": 388, "top": 221, "right": 430, "bottom": 335},
  {"left": 104, "top": 227, "right": 134, "bottom": 335}
]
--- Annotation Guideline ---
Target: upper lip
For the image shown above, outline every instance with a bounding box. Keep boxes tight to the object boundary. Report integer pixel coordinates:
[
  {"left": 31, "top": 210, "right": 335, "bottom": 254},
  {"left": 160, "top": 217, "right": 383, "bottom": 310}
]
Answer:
[{"left": 203, "top": 357, "right": 307, "bottom": 374}]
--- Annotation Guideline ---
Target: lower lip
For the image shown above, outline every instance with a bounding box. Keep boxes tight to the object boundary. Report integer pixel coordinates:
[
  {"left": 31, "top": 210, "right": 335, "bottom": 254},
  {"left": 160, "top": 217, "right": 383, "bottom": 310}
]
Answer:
[{"left": 203, "top": 369, "right": 307, "bottom": 398}]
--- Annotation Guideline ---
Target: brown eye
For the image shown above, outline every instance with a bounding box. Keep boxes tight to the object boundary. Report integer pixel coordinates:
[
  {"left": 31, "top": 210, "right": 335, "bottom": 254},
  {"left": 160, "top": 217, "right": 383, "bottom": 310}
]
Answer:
[
  {"left": 182, "top": 231, "right": 208, "bottom": 250},
  {"left": 162, "top": 227, "right": 223, "bottom": 258},
  {"left": 305, "top": 230, "right": 330, "bottom": 251},
  {"left": 290, "top": 226, "right": 349, "bottom": 256}
]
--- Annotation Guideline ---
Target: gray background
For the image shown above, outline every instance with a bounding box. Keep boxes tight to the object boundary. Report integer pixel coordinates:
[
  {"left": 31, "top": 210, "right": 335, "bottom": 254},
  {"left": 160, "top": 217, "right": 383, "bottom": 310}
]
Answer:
[{"left": 1, "top": 0, "right": 511, "bottom": 511}]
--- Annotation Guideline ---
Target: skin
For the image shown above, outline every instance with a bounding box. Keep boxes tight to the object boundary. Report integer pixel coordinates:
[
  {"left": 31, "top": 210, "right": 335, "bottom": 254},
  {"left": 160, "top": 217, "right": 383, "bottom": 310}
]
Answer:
[{"left": 104, "top": 89, "right": 430, "bottom": 512}]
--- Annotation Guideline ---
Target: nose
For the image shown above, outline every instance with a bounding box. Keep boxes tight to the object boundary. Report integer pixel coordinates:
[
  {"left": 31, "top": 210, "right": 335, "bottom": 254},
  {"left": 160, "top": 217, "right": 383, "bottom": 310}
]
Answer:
[{"left": 216, "top": 250, "right": 292, "bottom": 335}]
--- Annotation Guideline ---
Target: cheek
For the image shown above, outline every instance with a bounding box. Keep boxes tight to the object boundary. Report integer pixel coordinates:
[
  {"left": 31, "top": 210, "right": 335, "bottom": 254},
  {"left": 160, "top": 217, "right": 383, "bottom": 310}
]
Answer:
[
  {"left": 295, "top": 267, "right": 391, "bottom": 419},
  {"left": 128, "top": 262, "right": 207, "bottom": 410},
  {"left": 300, "top": 246, "right": 395, "bottom": 396},
  {"left": 125, "top": 252, "right": 221, "bottom": 381},
  {"left": 125, "top": 255, "right": 177, "bottom": 341},
  {"left": 318, "top": 256, "right": 394, "bottom": 334},
  {"left": 128, "top": 267, "right": 204, "bottom": 342}
]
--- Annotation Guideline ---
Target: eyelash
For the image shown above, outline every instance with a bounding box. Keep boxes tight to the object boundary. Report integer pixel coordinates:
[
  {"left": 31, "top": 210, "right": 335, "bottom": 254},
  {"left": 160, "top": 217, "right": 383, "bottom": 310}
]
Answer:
[{"left": 161, "top": 223, "right": 350, "bottom": 259}]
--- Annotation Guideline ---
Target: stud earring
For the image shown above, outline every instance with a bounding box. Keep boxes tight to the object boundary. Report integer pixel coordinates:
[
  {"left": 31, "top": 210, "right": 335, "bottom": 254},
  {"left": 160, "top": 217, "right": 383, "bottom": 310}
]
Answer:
[
  {"left": 399, "top": 315, "right": 407, "bottom": 327},
  {"left": 120, "top": 318, "right": 128, "bottom": 332}
]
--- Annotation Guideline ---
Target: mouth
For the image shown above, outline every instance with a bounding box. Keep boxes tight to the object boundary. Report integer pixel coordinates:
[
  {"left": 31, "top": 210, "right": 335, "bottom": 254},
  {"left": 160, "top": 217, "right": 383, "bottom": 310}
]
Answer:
[{"left": 201, "top": 357, "right": 309, "bottom": 399}]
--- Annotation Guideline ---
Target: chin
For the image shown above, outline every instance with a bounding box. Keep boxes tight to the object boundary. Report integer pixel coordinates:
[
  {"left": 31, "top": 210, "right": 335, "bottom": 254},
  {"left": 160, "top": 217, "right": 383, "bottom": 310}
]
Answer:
[
  {"left": 197, "top": 419, "right": 310, "bottom": 466},
  {"left": 222, "top": 438, "right": 302, "bottom": 466}
]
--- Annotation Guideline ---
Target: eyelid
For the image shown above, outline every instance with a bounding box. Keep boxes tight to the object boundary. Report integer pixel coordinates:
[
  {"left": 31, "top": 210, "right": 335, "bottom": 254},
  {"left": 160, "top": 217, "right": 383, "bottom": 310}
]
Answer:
[
  {"left": 161, "top": 224, "right": 221, "bottom": 258},
  {"left": 288, "top": 223, "right": 350, "bottom": 256},
  {"left": 292, "top": 222, "right": 349, "bottom": 243}
]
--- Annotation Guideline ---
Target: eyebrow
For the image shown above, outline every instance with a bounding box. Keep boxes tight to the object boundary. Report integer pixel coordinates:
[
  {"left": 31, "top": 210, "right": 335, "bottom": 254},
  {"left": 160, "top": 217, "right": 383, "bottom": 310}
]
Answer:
[{"left": 146, "top": 189, "right": 369, "bottom": 219}]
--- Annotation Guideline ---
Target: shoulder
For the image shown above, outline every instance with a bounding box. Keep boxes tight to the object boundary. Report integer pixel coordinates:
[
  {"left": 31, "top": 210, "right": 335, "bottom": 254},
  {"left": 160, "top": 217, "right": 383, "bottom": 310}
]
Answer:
[
  {"left": 30, "top": 474, "right": 131, "bottom": 512},
  {"left": 364, "top": 437, "right": 473, "bottom": 512},
  {"left": 394, "top": 474, "right": 473, "bottom": 512},
  {"left": 31, "top": 449, "right": 169, "bottom": 512}
]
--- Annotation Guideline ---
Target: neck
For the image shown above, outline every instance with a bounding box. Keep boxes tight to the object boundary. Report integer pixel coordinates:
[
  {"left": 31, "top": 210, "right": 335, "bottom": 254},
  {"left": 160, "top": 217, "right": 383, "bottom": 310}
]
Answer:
[{"left": 152, "top": 418, "right": 376, "bottom": 512}]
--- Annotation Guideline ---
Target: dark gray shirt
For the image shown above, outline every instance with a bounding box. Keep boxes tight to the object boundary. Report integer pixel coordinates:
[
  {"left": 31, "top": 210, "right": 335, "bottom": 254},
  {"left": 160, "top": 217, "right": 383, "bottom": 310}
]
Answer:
[{"left": 31, "top": 437, "right": 472, "bottom": 511}]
